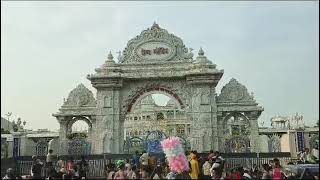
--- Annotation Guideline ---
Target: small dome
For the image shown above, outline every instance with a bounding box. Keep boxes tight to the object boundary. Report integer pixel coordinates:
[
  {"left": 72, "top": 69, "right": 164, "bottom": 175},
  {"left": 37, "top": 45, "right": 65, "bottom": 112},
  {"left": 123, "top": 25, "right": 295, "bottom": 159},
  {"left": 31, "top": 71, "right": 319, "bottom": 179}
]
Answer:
[
  {"left": 217, "top": 78, "right": 255, "bottom": 103},
  {"left": 63, "top": 84, "right": 96, "bottom": 107}
]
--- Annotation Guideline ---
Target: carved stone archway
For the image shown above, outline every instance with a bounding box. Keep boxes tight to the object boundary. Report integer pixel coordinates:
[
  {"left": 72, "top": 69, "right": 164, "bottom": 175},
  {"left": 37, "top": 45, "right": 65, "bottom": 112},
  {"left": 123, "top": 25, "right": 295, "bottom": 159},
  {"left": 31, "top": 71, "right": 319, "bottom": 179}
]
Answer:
[
  {"left": 87, "top": 23, "right": 223, "bottom": 153},
  {"left": 53, "top": 84, "right": 96, "bottom": 155},
  {"left": 216, "top": 78, "right": 264, "bottom": 152},
  {"left": 53, "top": 23, "right": 265, "bottom": 154}
]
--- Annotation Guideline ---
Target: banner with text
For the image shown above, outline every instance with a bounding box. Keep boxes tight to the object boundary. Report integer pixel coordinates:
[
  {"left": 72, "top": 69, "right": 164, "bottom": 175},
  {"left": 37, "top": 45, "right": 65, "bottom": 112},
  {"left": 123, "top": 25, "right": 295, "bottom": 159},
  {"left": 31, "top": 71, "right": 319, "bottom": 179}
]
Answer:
[{"left": 296, "top": 132, "right": 305, "bottom": 152}]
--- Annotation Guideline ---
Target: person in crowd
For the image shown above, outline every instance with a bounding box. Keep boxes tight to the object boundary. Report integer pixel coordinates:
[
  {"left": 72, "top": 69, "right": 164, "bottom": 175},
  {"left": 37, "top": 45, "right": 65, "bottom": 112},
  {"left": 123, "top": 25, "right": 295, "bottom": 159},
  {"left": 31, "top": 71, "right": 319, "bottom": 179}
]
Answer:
[
  {"left": 283, "top": 167, "right": 295, "bottom": 180},
  {"left": 139, "top": 165, "right": 150, "bottom": 180},
  {"left": 3, "top": 168, "right": 16, "bottom": 180},
  {"left": 66, "top": 157, "right": 76, "bottom": 179},
  {"left": 231, "top": 167, "right": 243, "bottom": 180},
  {"left": 250, "top": 164, "right": 259, "bottom": 179},
  {"left": 132, "top": 151, "right": 140, "bottom": 169},
  {"left": 261, "top": 163, "right": 272, "bottom": 179},
  {"left": 114, "top": 160, "right": 128, "bottom": 179},
  {"left": 31, "top": 158, "right": 43, "bottom": 179},
  {"left": 148, "top": 153, "right": 157, "bottom": 175},
  {"left": 55, "top": 158, "right": 67, "bottom": 179},
  {"left": 74, "top": 166, "right": 80, "bottom": 179},
  {"left": 268, "top": 159, "right": 274, "bottom": 169},
  {"left": 202, "top": 158, "right": 212, "bottom": 180},
  {"left": 56, "top": 158, "right": 65, "bottom": 174},
  {"left": 125, "top": 158, "right": 132, "bottom": 173},
  {"left": 189, "top": 151, "right": 200, "bottom": 179},
  {"left": 243, "top": 168, "right": 252, "bottom": 179},
  {"left": 30, "top": 155, "right": 36, "bottom": 177},
  {"left": 223, "top": 171, "right": 233, "bottom": 180},
  {"left": 214, "top": 151, "right": 225, "bottom": 168},
  {"left": 151, "top": 158, "right": 165, "bottom": 180},
  {"left": 126, "top": 164, "right": 135, "bottom": 179},
  {"left": 139, "top": 151, "right": 149, "bottom": 169},
  {"left": 198, "top": 155, "right": 206, "bottom": 179},
  {"left": 106, "top": 162, "right": 116, "bottom": 180},
  {"left": 132, "top": 165, "right": 140, "bottom": 179},
  {"left": 175, "top": 171, "right": 192, "bottom": 179},
  {"left": 57, "top": 166, "right": 67, "bottom": 179},
  {"left": 272, "top": 158, "right": 284, "bottom": 180},
  {"left": 208, "top": 150, "right": 215, "bottom": 161},
  {"left": 210, "top": 158, "right": 223, "bottom": 180},
  {"left": 77, "top": 156, "right": 89, "bottom": 179},
  {"left": 46, "top": 149, "right": 56, "bottom": 179},
  {"left": 305, "top": 148, "right": 317, "bottom": 164},
  {"left": 46, "top": 149, "right": 54, "bottom": 165},
  {"left": 166, "top": 170, "right": 176, "bottom": 180}
]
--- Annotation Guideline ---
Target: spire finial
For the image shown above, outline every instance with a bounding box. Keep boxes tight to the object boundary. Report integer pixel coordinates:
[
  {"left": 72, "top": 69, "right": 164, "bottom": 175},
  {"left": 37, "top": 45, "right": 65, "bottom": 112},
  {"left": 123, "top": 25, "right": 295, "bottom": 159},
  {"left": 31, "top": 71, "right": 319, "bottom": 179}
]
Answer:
[
  {"left": 151, "top": 21, "right": 160, "bottom": 30},
  {"left": 198, "top": 47, "right": 204, "bottom": 56},
  {"left": 107, "top": 51, "right": 113, "bottom": 61}
]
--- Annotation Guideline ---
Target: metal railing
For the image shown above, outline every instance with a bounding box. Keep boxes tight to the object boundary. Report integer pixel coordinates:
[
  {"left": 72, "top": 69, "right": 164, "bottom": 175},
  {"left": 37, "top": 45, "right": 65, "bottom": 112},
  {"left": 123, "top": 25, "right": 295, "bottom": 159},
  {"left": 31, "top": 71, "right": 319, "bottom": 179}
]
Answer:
[{"left": 2, "top": 152, "right": 294, "bottom": 178}]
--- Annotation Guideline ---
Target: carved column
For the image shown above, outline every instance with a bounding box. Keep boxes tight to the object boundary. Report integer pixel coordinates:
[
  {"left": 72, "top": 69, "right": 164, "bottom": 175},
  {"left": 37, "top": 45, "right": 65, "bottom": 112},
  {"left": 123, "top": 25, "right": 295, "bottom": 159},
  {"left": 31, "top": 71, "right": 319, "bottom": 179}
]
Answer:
[
  {"left": 93, "top": 81, "right": 123, "bottom": 154},
  {"left": 87, "top": 115, "right": 95, "bottom": 151},
  {"left": 113, "top": 88, "right": 123, "bottom": 153},
  {"left": 94, "top": 88, "right": 115, "bottom": 154},
  {"left": 245, "top": 111, "right": 261, "bottom": 152},
  {"left": 216, "top": 111, "right": 225, "bottom": 152},
  {"left": 188, "top": 84, "right": 216, "bottom": 152},
  {"left": 57, "top": 116, "right": 68, "bottom": 155}
]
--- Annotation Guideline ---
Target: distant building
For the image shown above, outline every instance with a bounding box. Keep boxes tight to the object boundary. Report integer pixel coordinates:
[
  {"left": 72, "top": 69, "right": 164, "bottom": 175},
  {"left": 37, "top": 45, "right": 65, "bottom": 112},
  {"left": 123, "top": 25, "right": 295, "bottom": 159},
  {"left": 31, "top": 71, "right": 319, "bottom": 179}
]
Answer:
[
  {"left": 258, "top": 113, "right": 319, "bottom": 157},
  {"left": 1, "top": 129, "right": 59, "bottom": 159},
  {"left": 1, "top": 117, "right": 13, "bottom": 132}
]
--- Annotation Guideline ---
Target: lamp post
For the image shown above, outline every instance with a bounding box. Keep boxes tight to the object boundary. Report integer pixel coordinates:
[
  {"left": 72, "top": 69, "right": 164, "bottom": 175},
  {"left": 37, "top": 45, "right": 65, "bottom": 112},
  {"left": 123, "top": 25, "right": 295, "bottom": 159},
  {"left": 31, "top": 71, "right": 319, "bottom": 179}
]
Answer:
[{"left": 5, "top": 112, "right": 12, "bottom": 131}]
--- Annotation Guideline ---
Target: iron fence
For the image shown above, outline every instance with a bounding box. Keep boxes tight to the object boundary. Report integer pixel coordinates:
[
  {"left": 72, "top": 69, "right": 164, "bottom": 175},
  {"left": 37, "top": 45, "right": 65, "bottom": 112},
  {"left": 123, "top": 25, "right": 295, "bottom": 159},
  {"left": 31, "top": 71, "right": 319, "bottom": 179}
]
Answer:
[{"left": 2, "top": 152, "right": 294, "bottom": 178}]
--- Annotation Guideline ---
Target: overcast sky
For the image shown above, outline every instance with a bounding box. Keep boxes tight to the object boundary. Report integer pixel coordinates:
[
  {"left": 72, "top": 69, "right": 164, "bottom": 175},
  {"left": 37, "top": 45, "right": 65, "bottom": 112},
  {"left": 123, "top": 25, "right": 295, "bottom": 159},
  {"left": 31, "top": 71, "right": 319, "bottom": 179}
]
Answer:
[{"left": 1, "top": 1, "right": 319, "bottom": 131}]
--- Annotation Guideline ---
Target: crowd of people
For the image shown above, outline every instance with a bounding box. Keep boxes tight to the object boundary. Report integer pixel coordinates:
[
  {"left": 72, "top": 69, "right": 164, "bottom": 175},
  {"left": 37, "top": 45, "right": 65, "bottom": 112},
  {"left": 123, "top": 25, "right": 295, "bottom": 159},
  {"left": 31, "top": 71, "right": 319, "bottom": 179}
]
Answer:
[
  {"left": 3, "top": 149, "right": 89, "bottom": 180},
  {"left": 2, "top": 149, "right": 319, "bottom": 179},
  {"left": 103, "top": 150, "right": 319, "bottom": 180}
]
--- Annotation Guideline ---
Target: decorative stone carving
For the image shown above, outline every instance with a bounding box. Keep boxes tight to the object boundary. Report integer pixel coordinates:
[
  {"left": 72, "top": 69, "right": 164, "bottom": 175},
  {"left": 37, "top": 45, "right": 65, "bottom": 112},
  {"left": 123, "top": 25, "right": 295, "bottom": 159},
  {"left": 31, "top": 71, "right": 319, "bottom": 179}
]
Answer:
[
  {"left": 103, "top": 131, "right": 113, "bottom": 153},
  {"left": 120, "top": 80, "right": 189, "bottom": 115},
  {"left": 217, "top": 78, "right": 256, "bottom": 103},
  {"left": 52, "top": 23, "right": 265, "bottom": 154},
  {"left": 63, "top": 84, "right": 96, "bottom": 107},
  {"left": 225, "top": 136, "right": 250, "bottom": 153},
  {"left": 200, "top": 88, "right": 210, "bottom": 105},
  {"left": 270, "top": 134, "right": 281, "bottom": 152},
  {"left": 119, "top": 22, "right": 193, "bottom": 64},
  {"left": 309, "top": 134, "right": 319, "bottom": 150},
  {"left": 104, "top": 95, "right": 112, "bottom": 108}
]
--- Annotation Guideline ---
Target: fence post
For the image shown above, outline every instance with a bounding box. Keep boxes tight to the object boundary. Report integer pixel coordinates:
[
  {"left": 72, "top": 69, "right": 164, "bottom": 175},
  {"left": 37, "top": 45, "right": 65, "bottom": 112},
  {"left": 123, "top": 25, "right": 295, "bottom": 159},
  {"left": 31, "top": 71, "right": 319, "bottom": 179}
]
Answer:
[
  {"left": 257, "top": 152, "right": 260, "bottom": 168},
  {"left": 14, "top": 158, "right": 19, "bottom": 177}
]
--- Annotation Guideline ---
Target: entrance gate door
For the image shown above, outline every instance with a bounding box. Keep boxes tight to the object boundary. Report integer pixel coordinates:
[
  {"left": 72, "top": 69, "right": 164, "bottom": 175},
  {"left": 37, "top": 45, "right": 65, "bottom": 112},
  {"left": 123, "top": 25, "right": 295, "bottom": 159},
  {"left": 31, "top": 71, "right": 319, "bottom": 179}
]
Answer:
[{"left": 68, "top": 137, "right": 91, "bottom": 155}]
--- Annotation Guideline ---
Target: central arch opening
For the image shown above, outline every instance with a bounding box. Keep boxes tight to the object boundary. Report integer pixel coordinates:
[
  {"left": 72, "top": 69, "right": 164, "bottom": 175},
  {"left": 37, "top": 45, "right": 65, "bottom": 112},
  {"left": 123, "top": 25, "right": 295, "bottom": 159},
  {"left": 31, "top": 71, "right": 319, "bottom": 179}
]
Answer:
[{"left": 123, "top": 92, "right": 191, "bottom": 153}]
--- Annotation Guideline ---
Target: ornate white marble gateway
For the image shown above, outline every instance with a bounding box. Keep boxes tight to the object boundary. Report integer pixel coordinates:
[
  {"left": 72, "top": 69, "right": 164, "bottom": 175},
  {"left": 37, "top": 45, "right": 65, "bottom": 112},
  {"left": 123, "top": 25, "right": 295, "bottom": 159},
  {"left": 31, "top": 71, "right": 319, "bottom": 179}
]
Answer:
[{"left": 53, "top": 23, "right": 264, "bottom": 154}]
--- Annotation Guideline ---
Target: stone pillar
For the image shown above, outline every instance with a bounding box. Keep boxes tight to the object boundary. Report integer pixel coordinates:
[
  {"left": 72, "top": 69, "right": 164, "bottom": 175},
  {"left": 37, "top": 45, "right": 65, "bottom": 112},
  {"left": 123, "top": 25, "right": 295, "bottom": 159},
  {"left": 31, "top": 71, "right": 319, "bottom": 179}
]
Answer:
[
  {"left": 216, "top": 112, "right": 225, "bottom": 152},
  {"left": 93, "top": 85, "right": 123, "bottom": 154},
  {"left": 57, "top": 117, "right": 68, "bottom": 155},
  {"left": 245, "top": 111, "right": 261, "bottom": 153},
  {"left": 188, "top": 84, "right": 217, "bottom": 152},
  {"left": 184, "top": 124, "right": 188, "bottom": 136},
  {"left": 94, "top": 88, "right": 114, "bottom": 154},
  {"left": 210, "top": 89, "right": 219, "bottom": 151}
]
